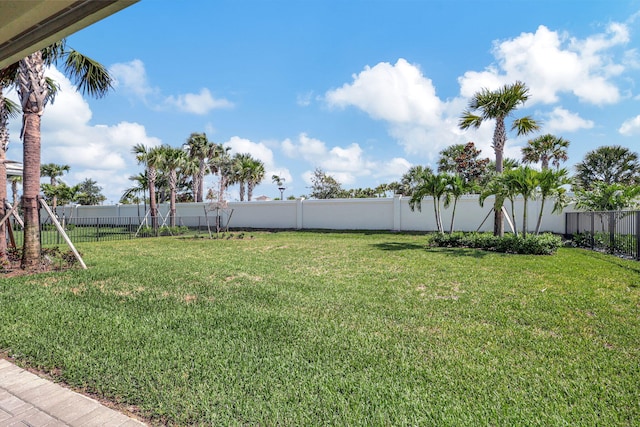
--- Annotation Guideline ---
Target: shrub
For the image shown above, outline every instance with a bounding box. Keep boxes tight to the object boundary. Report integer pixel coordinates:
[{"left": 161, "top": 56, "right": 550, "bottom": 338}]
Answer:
[{"left": 428, "top": 232, "right": 562, "bottom": 255}]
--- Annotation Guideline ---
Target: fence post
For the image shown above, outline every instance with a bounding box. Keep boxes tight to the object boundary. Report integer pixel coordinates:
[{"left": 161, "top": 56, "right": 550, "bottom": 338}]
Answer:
[
  {"left": 590, "top": 212, "right": 595, "bottom": 250},
  {"left": 96, "top": 217, "right": 100, "bottom": 242},
  {"left": 609, "top": 211, "right": 616, "bottom": 254},
  {"left": 636, "top": 211, "right": 640, "bottom": 260}
]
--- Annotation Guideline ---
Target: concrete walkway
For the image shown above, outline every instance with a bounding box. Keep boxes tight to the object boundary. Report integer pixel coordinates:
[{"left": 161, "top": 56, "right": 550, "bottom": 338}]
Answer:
[{"left": 0, "top": 359, "right": 147, "bottom": 426}]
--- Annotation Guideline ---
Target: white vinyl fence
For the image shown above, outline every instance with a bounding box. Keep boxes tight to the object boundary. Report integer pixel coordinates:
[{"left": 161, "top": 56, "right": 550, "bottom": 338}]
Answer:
[{"left": 52, "top": 195, "right": 572, "bottom": 234}]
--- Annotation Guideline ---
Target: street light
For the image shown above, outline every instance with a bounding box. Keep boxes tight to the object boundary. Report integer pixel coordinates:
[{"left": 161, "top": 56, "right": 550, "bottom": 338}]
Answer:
[{"left": 278, "top": 186, "right": 285, "bottom": 200}]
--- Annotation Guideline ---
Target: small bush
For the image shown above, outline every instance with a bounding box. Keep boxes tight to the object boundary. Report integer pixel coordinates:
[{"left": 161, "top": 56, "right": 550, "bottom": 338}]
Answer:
[{"left": 428, "top": 232, "right": 562, "bottom": 255}]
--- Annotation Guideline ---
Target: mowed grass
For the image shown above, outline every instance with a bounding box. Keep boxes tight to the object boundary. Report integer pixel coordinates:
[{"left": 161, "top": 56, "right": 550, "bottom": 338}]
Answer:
[{"left": 1, "top": 231, "right": 639, "bottom": 426}]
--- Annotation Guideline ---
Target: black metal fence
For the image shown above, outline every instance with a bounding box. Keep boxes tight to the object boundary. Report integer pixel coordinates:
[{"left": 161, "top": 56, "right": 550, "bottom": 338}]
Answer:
[
  {"left": 9, "top": 216, "right": 224, "bottom": 247},
  {"left": 565, "top": 210, "right": 640, "bottom": 260}
]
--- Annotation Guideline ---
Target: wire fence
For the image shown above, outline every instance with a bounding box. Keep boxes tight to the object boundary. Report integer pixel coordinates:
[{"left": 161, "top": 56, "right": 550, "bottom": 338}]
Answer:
[{"left": 565, "top": 210, "right": 640, "bottom": 260}]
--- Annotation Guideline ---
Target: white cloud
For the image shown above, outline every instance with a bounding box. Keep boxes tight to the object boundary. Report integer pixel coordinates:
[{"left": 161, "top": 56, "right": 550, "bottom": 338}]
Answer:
[
  {"left": 375, "top": 158, "right": 412, "bottom": 179},
  {"left": 164, "top": 88, "right": 233, "bottom": 115},
  {"left": 326, "top": 58, "right": 442, "bottom": 126},
  {"left": 223, "top": 135, "right": 293, "bottom": 187},
  {"left": 282, "top": 133, "right": 406, "bottom": 185},
  {"left": 459, "top": 23, "right": 629, "bottom": 105},
  {"left": 619, "top": 115, "right": 640, "bottom": 135},
  {"left": 225, "top": 136, "right": 275, "bottom": 168},
  {"left": 110, "top": 59, "right": 233, "bottom": 115},
  {"left": 109, "top": 59, "right": 157, "bottom": 99},
  {"left": 325, "top": 61, "right": 470, "bottom": 160},
  {"left": 543, "top": 107, "right": 594, "bottom": 133}
]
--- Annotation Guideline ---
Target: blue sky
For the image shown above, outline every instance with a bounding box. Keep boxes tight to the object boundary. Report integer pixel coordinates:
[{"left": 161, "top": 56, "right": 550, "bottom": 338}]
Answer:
[{"left": 7, "top": 0, "right": 640, "bottom": 203}]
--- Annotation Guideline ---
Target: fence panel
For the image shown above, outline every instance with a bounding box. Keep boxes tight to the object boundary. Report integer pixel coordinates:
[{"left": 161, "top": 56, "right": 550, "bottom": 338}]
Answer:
[{"left": 565, "top": 210, "right": 639, "bottom": 260}]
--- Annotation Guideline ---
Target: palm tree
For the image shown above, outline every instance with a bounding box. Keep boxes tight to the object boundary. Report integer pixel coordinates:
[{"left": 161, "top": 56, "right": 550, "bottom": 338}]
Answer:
[
  {"left": 409, "top": 172, "right": 449, "bottom": 234},
  {"left": 15, "top": 40, "right": 111, "bottom": 268},
  {"left": 459, "top": 81, "right": 539, "bottom": 236},
  {"left": 443, "top": 174, "right": 473, "bottom": 234},
  {"left": 157, "top": 145, "right": 186, "bottom": 226},
  {"left": 479, "top": 174, "right": 512, "bottom": 234},
  {"left": 246, "top": 158, "right": 265, "bottom": 201},
  {"left": 522, "top": 134, "right": 570, "bottom": 170},
  {"left": 9, "top": 175, "right": 22, "bottom": 208},
  {"left": 535, "top": 168, "right": 570, "bottom": 234},
  {"left": 399, "top": 165, "right": 433, "bottom": 196},
  {"left": 231, "top": 153, "right": 253, "bottom": 201},
  {"left": 574, "top": 145, "right": 640, "bottom": 190},
  {"left": 503, "top": 166, "right": 539, "bottom": 237},
  {"left": 133, "top": 144, "right": 164, "bottom": 230},
  {"left": 183, "top": 132, "right": 215, "bottom": 202},
  {"left": 272, "top": 175, "right": 286, "bottom": 199},
  {"left": 40, "top": 162, "right": 70, "bottom": 211},
  {"left": 208, "top": 144, "right": 233, "bottom": 203}
]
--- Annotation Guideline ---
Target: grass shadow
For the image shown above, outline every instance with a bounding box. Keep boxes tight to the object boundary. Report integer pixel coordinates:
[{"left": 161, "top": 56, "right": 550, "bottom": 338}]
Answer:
[
  {"left": 371, "top": 242, "right": 429, "bottom": 251},
  {"left": 432, "top": 247, "right": 493, "bottom": 258}
]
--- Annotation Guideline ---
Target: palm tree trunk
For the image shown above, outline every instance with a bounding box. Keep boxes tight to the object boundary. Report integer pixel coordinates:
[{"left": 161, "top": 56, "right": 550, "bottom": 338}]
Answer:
[
  {"left": 198, "top": 159, "right": 206, "bottom": 202},
  {"left": 239, "top": 180, "right": 246, "bottom": 201},
  {"left": 510, "top": 199, "right": 517, "bottom": 237},
  {"left": 18, "top": 51, "right": 48, "bottom": 269},
  {"left": 0, "top": 156, "right": 7, "bottom": 259},
  {"left": 433, "top": 197, "right": 442, "bottom": 234},
  {"left": 169, "top": 170, "right": 177, "bottom": 227},
  {"left": 535, "top": 197, "right": 546, "bottom": 235},
  {"left": 449, "top": 198, "right": 458, "bottom": 234},
  {"left": 0, "top": 89, "right": 8, "bottom": 259},
  {"left": 493, "top": 117, "right": 506, "bottom": 237},
  {"left": 148, "top": 167, "right": 158, "bottom": 231},
  {"left": 522, "top": 197, "right": 528, "bottom": 238},
  {"left": 21, "top": 113, "right": 42, "bottom": 268},
  {"left": 248, "top": 182, "right": 254, "bottom": 201}
]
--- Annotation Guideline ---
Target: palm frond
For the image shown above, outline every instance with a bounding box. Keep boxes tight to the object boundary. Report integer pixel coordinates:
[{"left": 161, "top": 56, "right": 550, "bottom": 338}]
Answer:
[
  {"left": 63, "top": 49, "right": 112, "bottom": 98},
  {"left": 458, "top": 111, "right": 483, "bottom": 130}
]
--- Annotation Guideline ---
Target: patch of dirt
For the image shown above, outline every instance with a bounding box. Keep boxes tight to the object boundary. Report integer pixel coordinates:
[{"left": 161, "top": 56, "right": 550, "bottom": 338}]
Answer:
[{"left": 0, "top": 258, "right": 73, "bottom": 278}]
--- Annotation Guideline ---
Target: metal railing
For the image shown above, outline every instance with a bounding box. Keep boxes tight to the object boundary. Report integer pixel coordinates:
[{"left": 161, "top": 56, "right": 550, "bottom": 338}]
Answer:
[{"left": 565, "top": 210, "right": 640, "bottom": 260}]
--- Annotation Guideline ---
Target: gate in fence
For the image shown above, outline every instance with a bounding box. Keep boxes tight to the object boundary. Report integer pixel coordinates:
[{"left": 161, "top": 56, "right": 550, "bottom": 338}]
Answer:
[{"left": 565, "top": 210, "right": 640, "bottom": 260}]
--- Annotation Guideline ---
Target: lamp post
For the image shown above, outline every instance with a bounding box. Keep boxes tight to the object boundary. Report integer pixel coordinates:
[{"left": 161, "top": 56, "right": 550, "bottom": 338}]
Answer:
[{"left": 278, "top": 186, "right": 285, "bottom": 200}]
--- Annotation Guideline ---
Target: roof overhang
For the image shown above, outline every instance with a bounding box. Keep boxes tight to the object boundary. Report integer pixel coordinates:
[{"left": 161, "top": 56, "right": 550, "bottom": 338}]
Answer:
[
  {"left": 5, "top": 160, "right": 23, "bottom": 177},
  {"left": 0, "top": 0, "right": 138, "bottom": 69}
]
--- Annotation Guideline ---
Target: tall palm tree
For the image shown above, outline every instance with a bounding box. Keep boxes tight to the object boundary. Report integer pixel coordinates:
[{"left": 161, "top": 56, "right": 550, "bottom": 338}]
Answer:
[
  {"left": 183, "top": 132, "right": 215, "bottom": 202},
  {"left": 231, "top": 153, "right": 253, "bottom": 201},
  {"left": 522, "top": 134, "right": 570, "bottom": 170},
  {"left": 459, "top": 81, "right": 539, "bottom": 236},
  {"left": 40, "top": 162, "right": 70, "bottom": 185},
  {"left": 40, "top": 162, "right": 70, "bottom": 211},
  {"left": 133, "top": 144, "right": 164, "bottom": 230},
  {"left": 208, "top": 144, "right": 233, "bottom": 203},
  {"left": 15, "top": 40, "right": 112, "bottom": 268},
  {"left": 158, "top": 145, "right": 186, "bottom": 226},
  {"left": 246, "top": 158, "right": 265, "bottom": 201}
]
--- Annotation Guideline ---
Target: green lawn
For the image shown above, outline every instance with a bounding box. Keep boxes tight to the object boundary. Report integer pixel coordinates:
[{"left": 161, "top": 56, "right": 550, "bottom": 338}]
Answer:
[{"left": 1, "top": 231, "right": 639, "bottom": 426}]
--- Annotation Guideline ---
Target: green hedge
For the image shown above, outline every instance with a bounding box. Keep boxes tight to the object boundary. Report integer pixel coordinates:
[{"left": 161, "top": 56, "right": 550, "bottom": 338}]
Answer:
[{"left": 428, "top": 232, "right": 562, "bottom": 255}]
